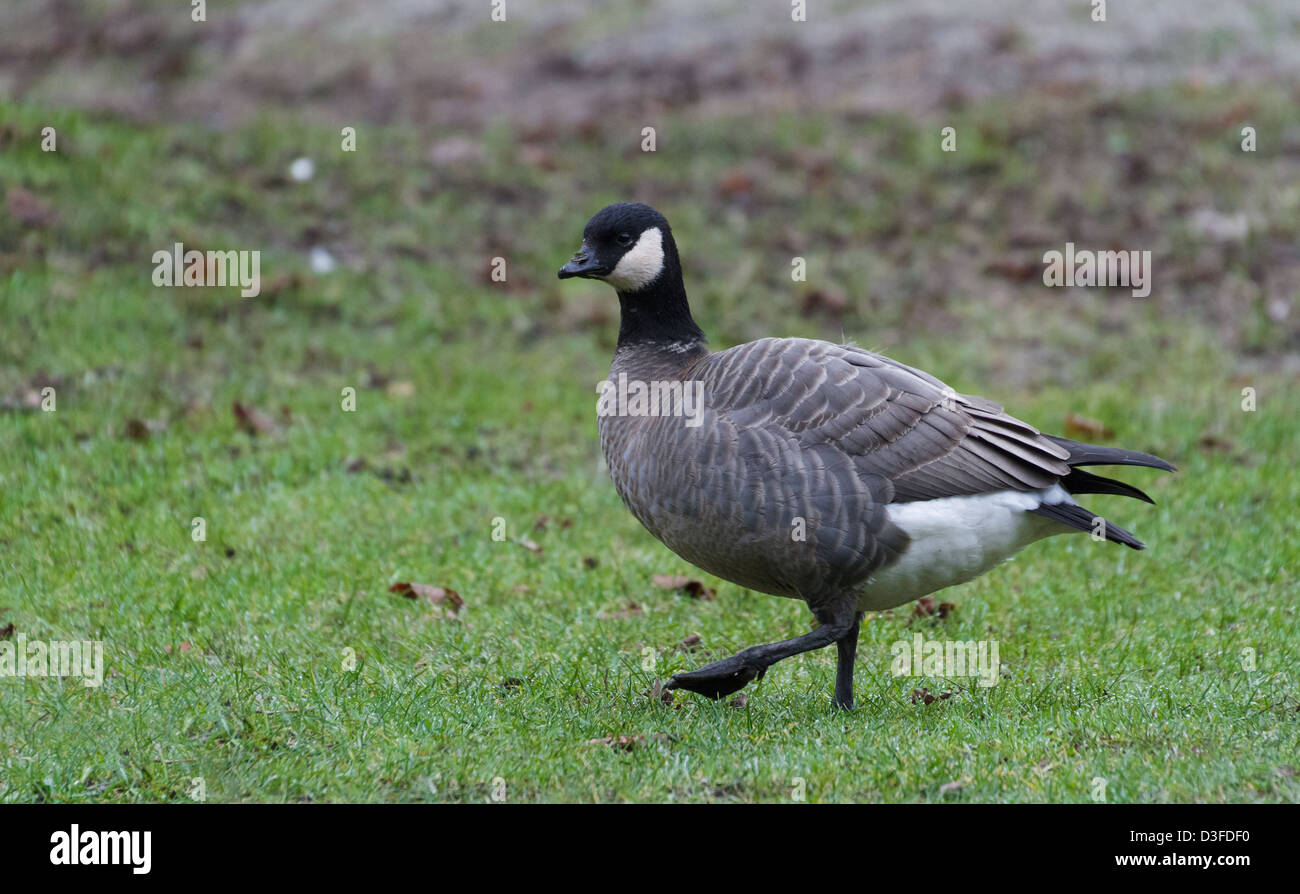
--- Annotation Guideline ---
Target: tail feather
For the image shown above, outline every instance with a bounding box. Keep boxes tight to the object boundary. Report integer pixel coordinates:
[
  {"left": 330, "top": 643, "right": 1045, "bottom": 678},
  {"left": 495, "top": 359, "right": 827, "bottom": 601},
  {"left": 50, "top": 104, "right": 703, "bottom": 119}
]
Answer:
[
  {"left": 1033, "top": 436, "right": 1172, "bottom": 549},
  {"left": 1059, "top": 467, "right": 1156, "bottom": 504},
  {"left": 1032, "top": 500, "right": 1145, "bottom": 550},
  {"left": 1045, "top": 436, "right": 1177, "bottom": 473}
]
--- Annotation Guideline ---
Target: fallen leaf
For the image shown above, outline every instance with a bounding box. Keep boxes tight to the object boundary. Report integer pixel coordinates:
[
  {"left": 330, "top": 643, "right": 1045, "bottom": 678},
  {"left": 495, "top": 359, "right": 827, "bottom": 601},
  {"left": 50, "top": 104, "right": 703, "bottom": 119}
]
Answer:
[
  {"left": 5, "top": 186, "right": 55, "bottom": 228},
  {"left": 910, "top": 687, "right": 951, "bottom": 705},
  {"left": 913, "top": 596, "right": 936, "bottom": 617},
  {"left": 653, "top": 574, "right": 715, "bottom": 600},
  {"left": 582, "top": 556, "right": 599, "bottom": 569},
  {"left": 800, "top": 288, "right": 850, "bottom": 318},
  {"left": 388, "top": 581, "right": 464, "bottom": 615},
  {"left": 1064, "top": 412, "right": 1114, "bottom": 440},
  {"left": 983, "top": 258, "right": 1038, "bottom": 282},
  {"left": 728, "top": 694, "right": 748, "bottom": 708},
  {"left": 1198, "top": 434, "right": 1234, "bottom": 453},
  {"left": 937, "top": 601, "right": 956, "bottom": 619},
  {"left": 0, "top": 622, "right": 14, "bottom": 639},
  {"left": 123, "top": 418, "right": 166, "bottom": 441},
  {"left": 680, "top": 633, "right": 704, "bottom": 652},
  {"left": 716, "top": 167, "right": 755, "bottom": 199},
  {"left": 533, "top": 515, "right": 550, "bottom": 531},
  {"left": 123, "top": 419, "right": 151, "bottom": 441},
  {"left": 232, "top": 401, "right": 276, "bottom": 435},
  {"left": 648, "top": 681, "right": 678, "bottom": 706},
  {"left": 597, "top": 602, "right": 641, "bottom": 620}
]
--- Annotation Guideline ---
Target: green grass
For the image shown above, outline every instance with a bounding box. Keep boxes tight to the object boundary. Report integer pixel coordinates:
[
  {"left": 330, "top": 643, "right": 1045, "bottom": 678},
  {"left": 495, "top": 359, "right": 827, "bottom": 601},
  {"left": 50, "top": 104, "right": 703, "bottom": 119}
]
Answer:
[{"left": 0, "top": 88, "right": 1297, "bottom": 802}]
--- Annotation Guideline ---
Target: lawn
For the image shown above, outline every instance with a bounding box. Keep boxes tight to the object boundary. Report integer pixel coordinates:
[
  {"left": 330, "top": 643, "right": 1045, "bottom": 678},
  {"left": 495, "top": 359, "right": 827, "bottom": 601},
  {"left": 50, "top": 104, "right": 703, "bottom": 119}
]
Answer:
[{"left": 0, "top": 83, "right": 1297, "bottom": 802}]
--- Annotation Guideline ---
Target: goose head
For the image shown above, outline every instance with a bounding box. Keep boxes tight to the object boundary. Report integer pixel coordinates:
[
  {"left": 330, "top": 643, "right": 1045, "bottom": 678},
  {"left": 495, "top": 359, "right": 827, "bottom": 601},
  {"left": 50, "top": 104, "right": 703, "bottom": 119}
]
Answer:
[
  {"left": 557, "top": 202, "right": 680, "bottom": 294},
  {"left": 559, "top": 202, "right": 704, "bottom": 348}
]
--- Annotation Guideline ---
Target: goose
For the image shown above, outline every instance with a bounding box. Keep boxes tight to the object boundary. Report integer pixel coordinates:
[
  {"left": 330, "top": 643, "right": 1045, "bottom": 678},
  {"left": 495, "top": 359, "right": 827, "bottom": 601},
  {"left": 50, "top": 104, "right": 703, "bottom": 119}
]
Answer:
[{"left": 558, "top": 202, "right": 1175, "bottom": 710}]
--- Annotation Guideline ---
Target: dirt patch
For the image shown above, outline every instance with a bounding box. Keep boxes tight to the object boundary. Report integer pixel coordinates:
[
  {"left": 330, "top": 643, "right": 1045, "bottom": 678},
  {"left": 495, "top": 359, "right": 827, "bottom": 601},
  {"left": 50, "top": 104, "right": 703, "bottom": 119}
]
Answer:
[{"left": 3, "top": 0, "right": 1298, "bottom": 131}]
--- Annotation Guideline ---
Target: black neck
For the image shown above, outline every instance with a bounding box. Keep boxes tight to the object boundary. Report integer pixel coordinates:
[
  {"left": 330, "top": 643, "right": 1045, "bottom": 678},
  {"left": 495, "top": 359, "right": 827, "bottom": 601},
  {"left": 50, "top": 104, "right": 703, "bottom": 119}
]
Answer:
[{"left": 615, "top": 252, "right": 707, "bottom": 350}]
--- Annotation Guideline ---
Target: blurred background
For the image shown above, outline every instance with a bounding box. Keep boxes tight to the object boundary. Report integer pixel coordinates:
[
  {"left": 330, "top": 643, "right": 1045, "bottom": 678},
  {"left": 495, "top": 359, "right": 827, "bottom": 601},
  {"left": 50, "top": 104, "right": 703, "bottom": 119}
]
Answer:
[{"left": 0, "top": 1, "right": 1297, "bottom": 802}]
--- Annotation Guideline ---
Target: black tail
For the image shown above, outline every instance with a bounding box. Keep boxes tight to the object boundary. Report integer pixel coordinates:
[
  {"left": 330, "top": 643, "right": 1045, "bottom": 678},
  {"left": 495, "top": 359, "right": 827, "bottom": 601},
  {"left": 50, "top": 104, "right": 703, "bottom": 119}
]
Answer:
[
  {"left": 1030, "top": 436, "right": 1176, "bottom": 550},
  {"left": 1044, "top": 436, "right": 1177, "bottom": 472},
  {"left": 1032, "top": 500, "right": 1146, "bottom": 550},
  {"left": 1047, "top": 436, "right": 1175, "bottom": 503}
]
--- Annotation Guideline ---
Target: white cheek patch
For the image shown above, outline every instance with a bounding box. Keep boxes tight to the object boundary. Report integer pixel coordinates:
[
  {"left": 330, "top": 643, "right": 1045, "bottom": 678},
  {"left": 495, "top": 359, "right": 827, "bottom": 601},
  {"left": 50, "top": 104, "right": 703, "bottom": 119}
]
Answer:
[{"left": 603, "top": 226, "right": 664, "bottom": 292}]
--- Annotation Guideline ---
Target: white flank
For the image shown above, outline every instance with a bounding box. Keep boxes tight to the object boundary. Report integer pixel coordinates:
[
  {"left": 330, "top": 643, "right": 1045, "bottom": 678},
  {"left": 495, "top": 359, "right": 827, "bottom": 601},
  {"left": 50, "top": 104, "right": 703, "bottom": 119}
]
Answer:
[
  {"left": 859, "top": 485, "right": 1075, "bottom": 611},
  {"left": 603, "top": 226, "right": 664, "bottom": 292}
]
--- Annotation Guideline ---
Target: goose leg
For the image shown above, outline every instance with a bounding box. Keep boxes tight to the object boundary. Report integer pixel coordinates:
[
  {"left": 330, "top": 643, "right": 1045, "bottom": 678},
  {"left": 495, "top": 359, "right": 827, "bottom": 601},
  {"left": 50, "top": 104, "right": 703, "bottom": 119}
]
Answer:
[
  {"left": 664, "top": 600, "right": 857, "bottom": 700},
  {"left": 832, "top": 612, "right": 864, "bottom": 711}
]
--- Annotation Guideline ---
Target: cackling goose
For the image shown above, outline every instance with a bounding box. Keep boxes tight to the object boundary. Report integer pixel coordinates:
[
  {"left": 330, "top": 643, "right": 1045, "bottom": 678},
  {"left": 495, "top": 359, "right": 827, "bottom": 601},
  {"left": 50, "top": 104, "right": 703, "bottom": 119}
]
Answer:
[{"left": 558, "top": 202, "right": 1175, "bottom": 710}]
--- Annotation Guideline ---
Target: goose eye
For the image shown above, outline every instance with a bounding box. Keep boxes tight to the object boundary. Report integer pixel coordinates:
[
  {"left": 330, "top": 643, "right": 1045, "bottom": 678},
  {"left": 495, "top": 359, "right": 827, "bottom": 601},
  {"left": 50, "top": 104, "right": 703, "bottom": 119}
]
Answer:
[{"left": 616, "top": 232, "right": 634, "bottom": 246}]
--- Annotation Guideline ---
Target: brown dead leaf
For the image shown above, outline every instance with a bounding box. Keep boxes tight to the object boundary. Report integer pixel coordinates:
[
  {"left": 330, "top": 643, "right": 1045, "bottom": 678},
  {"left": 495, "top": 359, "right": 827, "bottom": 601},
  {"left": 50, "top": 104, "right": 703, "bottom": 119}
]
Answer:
[
  {"left": 1198, "top": 434, "right": 1235, "bottom": 453},
  {"left": 680, "top": 633, "right": 704, "bottom": 652},
  {"left": 913, "top": 596, "right": 936, "bottom": 617},
  {"left": 232, "top": 401, "right": 276, "bottom": 435},
  {"left": 716, "top": 167, "right": 755, "bottom": 199},
  {"left": 0, "top": 622, "right": 14, "bottom": 639},
  {"left": 388, "top": 581, "right": 464, "bottom": 615},
  {"left": 728, "top": 694, "right": 748, "bottom": 708},
  {"left": 1064, "top": 412, "right": 1114, "bottom": 440},
  {"left": 582, "top": 556, "right": 599, "bottom": 569},
  {"left": 983, "top": 258, "right": 1039, "bottom": 282},
  {"left": 123, "top": 418, "right": 166, "bottom": 441},
  {"left": 910, "top": 687, "right": 952, "bottom": 705},
  {"left": 937, "top": 601, "right": 956, "bottom": 619},
  {"left": 597, "top": 602, "right": 641, "bottom": 620},
  {"left": 653, "top": 574, "right": 716, "bottom": 600},
  {"left": 533, "top": 515, "right": 550, "bottom": 531},
  {"left": 800, "top": 288, "right": 850, "bottom": 318},
  {"left": 5, "top": 186, "right": 56, "bottom": 229},
  {"left": 648, "top": 680, "right": 677, "bottom": 705},
  {"left": 257, "top": 272, "right": 303, "bottom": 298}
]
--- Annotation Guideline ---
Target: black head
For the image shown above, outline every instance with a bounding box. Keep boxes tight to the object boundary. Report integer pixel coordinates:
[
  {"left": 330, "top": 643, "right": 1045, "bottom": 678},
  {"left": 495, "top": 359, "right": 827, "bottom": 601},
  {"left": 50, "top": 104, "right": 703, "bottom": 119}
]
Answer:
[
  {"left": 557, "top": 202, "right": 677, "bottom": 293},
  {"left": 558, "top": 202, "right": 704, "bottom": 348}
]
